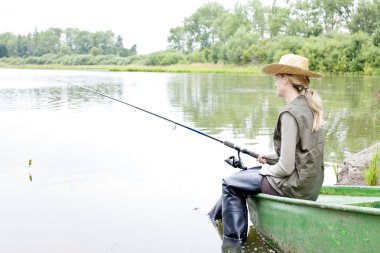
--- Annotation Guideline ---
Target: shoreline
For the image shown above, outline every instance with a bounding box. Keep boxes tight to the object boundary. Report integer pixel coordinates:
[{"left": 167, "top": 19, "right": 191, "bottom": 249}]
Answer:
[
  {"left": 0, "top": 63, "right": 263, "bottom": 75},
  {"left": 0, "top": 63, "right": 377, "bottom": 76}
]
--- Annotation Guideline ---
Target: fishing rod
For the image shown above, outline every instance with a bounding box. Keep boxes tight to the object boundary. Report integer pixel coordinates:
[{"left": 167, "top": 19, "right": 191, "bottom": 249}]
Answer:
[{"left": 51, "top": 78, "right": 277, "bottom": 167}]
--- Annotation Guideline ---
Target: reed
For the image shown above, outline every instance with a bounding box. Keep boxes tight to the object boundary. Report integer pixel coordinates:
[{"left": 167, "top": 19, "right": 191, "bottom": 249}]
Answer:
[
  {"left": 331, "top": 144, "right": 344, "bottom": 183},
  {"left": 332, "top": 159, "right": 340, "bottom": 183},
  {"left": 364, "top": 146, "right": 380, "bottom": 186},
  {"left": 365, "top": 94, "right": 380, "bottom": 186},
  {"left": 108, "top": 64, "right": 262, "bottom": 74},
  {"left": 323, "top": 113, "right": 345, "bottom": 184}
]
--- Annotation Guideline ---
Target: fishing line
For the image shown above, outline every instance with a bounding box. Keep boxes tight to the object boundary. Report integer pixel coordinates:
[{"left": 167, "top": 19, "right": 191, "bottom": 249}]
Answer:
[{"left": 50, "top": 78, "right": 277, "bottom": 166}]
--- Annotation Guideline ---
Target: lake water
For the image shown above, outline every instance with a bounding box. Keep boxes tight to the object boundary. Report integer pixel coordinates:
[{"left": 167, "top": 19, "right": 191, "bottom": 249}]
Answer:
[{"left": 0, "top": 68, "right": 379, "bottom": 252}]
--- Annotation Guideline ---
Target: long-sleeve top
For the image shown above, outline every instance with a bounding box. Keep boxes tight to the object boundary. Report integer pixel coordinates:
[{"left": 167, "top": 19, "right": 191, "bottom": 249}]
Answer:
[{"left": 259, "top": 112, "right": 299, "bottom": 195}]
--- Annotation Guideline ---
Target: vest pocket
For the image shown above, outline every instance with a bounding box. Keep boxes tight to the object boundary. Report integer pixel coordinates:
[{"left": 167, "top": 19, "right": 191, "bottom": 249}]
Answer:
[
  {"left": 296, "top": 143, "right": 323, "bottom": 178},
  {"left": 299, "top": 167, "right": 318, "bottom": 178}
]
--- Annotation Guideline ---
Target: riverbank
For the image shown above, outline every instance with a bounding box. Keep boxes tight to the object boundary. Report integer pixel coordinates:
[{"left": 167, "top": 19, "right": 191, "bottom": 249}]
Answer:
[
  {"left": 338, "top": 142, "right": 380, "bottom": 186},
  {"left": 2, "top": 63, "right": 379, "bottom": 76},
  {"left": 0, "top": 63, "right": 263, "bottom": 75}
]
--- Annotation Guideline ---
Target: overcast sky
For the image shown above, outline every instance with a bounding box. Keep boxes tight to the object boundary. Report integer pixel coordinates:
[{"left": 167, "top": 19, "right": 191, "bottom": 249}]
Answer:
[{"left": 0, "top": 0, "right": 244, "bottom": 54}]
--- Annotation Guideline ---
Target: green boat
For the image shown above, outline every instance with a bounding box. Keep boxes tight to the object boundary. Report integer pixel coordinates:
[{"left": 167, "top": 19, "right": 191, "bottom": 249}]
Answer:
[{"left": 247, "top": 185, "right": 380, "bottom": 253}]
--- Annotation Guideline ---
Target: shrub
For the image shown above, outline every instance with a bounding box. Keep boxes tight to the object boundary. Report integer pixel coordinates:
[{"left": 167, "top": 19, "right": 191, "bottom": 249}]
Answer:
[
  {"left": 186, "top": 50, "right": 207, "bottom": 63},
  {"left": 89, "top": 47, "right": 103, "bottom": 56},
  {"left": 224, "top": 27, "right": 259, "bottom": 64},
  {"left": 146, "top": 50, "right": 185, "bottom": 65},
  {"left": 56, "top": 55, "right": 96, "bottom": 65}
]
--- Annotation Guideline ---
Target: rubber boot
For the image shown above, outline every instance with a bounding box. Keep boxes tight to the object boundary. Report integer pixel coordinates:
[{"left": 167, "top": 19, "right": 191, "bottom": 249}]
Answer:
[
  {"left": 221, "top": 236, "right": 244, "bottom": 253},
  {"left": 222, "top": 211, "right": 248, "bottom": 241},
  {"left": 208, "top": 196, "right": 223, "bottom": 221},
  {"left": 221, "top": 169, "right": 262, "bottom": 241}
]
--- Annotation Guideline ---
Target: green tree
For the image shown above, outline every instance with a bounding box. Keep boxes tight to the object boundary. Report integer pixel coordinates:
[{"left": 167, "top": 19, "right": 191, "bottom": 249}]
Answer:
[
  {"left": 287, "top": 0, "right": 323, "bottom": 37},
  {"left": 118, "top": 44, "right": 137, "bottom": 57},
  {"left": 30, "top": 28, "right": 42, "bottom": 56},
  {"left": 74, "top": 30, "right": 92, "bottom": 54},
  {"left": 318, "top": 0, "right": 355, "bottom": 32},
  {"left": 183, "top": 3, "right": 227, "bottom": 50},
  {"left": 320, "top": 0, "right": 342, "bottom": 31},
  {"left": 63, "top": 28, "right": 80, "bottom": 53},
  {"left": 213, "top": 9, "right": 249, "bottom": 44},
  {"left": 93, "top": 30, "right": 114, "bottom": 54},
  {"left": 374, "top": 27, "right": 380, "bottom": 46},
  {"left": 129, "top": 44, "right": 137, "bottom": 56},
  {"left": 115, "top": 35, "right": 125, "bottom": 56},
  {"left": 349, "top": 0, "right": 380, "bottom": 34},
  {"left": 168, "top": 26, "right": 187, "bottom": 52},
  {"left": 335, "top": 0, "right": 356, "bottom": 25},
  {"left": 38, "top": 28, "right": 62, "bottom": 55},
  {"left": 0, "top": 43, "right": 9, "bottom": 57},
  {"left": 16, "top": 35, "right": 29, "bottom": 57},
  {"left": 246, "top": 0, "right": 267, "bottom": 38},
  {"left": 29, "top": 28, "right": 60, "bottom": 56},
  {"left": 0, "top": 32, "right": 17, "bottom": 56},
  {"left": 267, "top": 5, "right": 290, "bottom": 37},
  {"left": 224, "top": 26, "right": 259, "bottom": 64}
]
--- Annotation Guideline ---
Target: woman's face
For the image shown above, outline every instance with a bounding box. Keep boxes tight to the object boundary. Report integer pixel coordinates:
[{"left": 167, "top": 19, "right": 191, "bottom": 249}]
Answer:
[{"left": 275, "top": 74, "right": 287, "bottom": 97}]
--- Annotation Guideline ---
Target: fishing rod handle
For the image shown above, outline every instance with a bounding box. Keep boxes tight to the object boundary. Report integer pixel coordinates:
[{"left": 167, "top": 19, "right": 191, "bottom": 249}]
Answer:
[
  {"left": 223, "top": 140, "right": 277, "bottom": 165},
  {"left": 223, "top": 140, "right": 240, "bottom": 150},
  {"left": 241, "top": 149, "right": 277, "bottom": 165}
]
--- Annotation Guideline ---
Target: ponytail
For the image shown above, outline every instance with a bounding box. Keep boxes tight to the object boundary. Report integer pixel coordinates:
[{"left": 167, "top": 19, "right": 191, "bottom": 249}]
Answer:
[{"left": 305, "top": 89, "right": 324, "bottom": 131}]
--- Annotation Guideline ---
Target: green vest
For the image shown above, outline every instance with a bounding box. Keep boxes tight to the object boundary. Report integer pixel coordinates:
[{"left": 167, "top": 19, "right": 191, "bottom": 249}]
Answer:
[{"left": 273, "top": 95, "right": 324, "bottom": 201}]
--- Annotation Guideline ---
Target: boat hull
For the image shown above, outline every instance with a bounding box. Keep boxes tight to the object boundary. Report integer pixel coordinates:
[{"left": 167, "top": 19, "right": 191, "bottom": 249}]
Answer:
[{"left": 248, "top": 186, "right": 380, "bottom": 253}]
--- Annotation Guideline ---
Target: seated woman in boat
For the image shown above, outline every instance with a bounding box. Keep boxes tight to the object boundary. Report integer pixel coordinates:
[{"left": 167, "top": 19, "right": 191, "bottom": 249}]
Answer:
[{"left": 208, "top": 54, "right": 325, "bottom": 244}]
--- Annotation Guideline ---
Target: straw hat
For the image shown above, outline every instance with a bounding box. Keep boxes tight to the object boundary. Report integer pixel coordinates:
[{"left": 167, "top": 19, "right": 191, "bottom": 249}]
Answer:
[{"left": 262, "top": 54, "right": 322, "bottom": 78}]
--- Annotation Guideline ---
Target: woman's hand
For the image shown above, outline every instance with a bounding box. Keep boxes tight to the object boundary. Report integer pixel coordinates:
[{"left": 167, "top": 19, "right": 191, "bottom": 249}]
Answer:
[{"left": 257, "top": 154, "right": 268, "bottom": 164}]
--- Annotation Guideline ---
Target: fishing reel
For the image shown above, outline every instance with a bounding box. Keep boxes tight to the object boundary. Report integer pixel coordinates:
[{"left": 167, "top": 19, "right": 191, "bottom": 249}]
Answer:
[{"left": 224, "top": 150, "right": 247, "bottom": 170}]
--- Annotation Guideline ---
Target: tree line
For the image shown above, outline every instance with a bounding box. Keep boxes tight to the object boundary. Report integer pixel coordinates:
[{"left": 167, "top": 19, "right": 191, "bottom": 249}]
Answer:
[
  {"left": 169, "top": 0, "right": 379, "bottom": 52},
  {"left": 0, "top": 28, "right": 137, "bottom": 58},
  {"left": 0, "top": 0, "right": 379, "bottom": 74},
  {"left": 166, "top": 0, "right": 380, "bottom": 73}
]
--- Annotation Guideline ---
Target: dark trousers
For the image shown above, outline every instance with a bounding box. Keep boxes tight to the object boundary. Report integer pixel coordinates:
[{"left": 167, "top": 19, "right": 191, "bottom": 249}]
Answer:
[{"left": 209, "top": 167, "right": 262, "bottom": 241}]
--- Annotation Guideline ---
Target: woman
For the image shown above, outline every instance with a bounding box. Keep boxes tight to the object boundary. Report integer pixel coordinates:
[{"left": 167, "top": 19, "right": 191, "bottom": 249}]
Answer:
[{"left": 209, "top": 54, "right": 325, "bottom": 244}]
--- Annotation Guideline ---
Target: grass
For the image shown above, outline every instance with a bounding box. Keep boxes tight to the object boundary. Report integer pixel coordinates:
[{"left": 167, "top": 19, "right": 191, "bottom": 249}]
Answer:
[
  {"left": 365, "top": 102, "right": 380, "bottom": 186},
  {"left": 364, "top": 146, "right": 380, "bottom": 186},
  {"left": 108, "top": 63, "right": 263, "bottom": 74},
  {"left": 332, "top": 161, "right": 340, "bottom": 183},
  {"left": 330, "top": 142, "right": 344, "bottom": 183},
  {"left": 0, "top": 63, "right": 263, "bottom": 75}
]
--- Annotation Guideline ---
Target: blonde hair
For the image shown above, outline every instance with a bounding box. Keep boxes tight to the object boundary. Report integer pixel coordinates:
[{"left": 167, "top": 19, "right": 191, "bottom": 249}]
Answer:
[{"left": 288, "top": 75, "right": 324, "bottom": 132}]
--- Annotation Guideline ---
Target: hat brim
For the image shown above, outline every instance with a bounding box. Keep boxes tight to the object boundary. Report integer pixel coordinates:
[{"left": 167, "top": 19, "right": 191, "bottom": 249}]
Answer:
[{"left": 262, "top": 64, "right": 323, "bottom": 78}]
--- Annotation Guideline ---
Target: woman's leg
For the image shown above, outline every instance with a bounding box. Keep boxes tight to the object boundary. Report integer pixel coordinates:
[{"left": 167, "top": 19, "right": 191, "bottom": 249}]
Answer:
[
  {"left": 221, "top": 168, "right": 262, "bottom": 241},
  {"left": 208, "top": 196, "right": 223, "bottom": 221}
]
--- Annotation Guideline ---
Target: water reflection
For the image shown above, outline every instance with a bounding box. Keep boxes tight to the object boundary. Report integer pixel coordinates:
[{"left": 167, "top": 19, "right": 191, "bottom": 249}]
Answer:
[
  {"left": 166, "top": 74, "right": 380, "bottom": 159},
  {"left": 0, "top": 79, "right": 123, "bottom": 112},
  {"left": 167, "top": 74, "right": 279, "bottom": 150},
  {"left": 210, "top": 221, "right": 278, "bottom": 253},
  {"left": 3, "top": 70, "right": 377, "bottom": 158}
]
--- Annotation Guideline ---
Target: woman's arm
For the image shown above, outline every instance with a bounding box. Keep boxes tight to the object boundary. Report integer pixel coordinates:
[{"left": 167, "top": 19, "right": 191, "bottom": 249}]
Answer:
[{"left": 259, "top": 112, "right": 298, "bottom": 177}]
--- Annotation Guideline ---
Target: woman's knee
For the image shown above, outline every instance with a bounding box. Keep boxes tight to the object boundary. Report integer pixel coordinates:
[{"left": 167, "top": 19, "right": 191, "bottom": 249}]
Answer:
[{"left": 222, "top": 170, "right": 263, "bottom": 195}]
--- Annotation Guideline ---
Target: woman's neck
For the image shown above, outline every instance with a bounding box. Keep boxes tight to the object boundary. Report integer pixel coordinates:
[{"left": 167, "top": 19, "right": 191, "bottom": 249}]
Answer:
[{"left": 285, "top": 90, "right": 300, "bottom": 104}]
